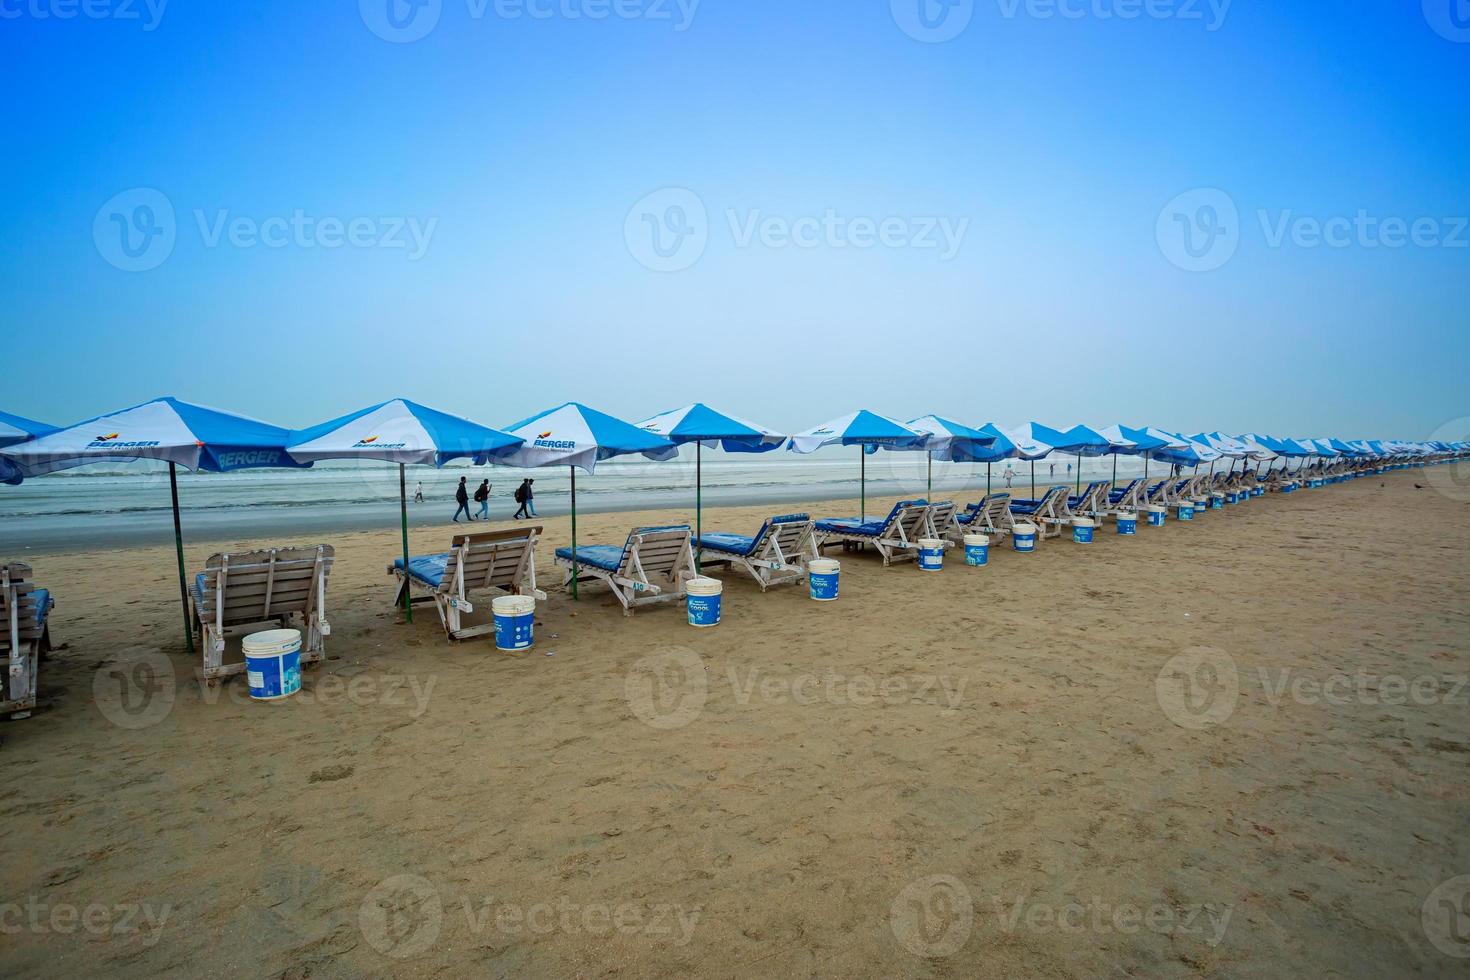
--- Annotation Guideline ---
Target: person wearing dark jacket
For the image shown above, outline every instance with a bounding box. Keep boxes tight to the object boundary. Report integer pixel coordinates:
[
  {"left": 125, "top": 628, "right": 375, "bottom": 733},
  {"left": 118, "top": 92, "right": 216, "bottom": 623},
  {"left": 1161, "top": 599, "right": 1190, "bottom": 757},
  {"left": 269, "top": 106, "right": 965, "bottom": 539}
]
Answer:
[
  {"left": 453, "top": 476, "right": 473, "bottom": 522},
  {"left": 513, "top": 478, "right": 533, "bottom": 520},
  {"left": 473, "top": 479, "right": 491, "bottom": 521}
]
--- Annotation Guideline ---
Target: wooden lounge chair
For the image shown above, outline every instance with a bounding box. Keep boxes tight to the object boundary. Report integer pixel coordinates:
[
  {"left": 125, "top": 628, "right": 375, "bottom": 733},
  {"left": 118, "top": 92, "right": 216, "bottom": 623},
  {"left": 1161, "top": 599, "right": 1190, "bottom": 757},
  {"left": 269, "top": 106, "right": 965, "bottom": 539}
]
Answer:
[
  {"left": 1, "top": 563, "right": 52, "bottom": 719},
  {"left": 816, "top": 499, "right": 930, "bottom": 566},
  {"left": 555, "top": 525, "right": 696, "bottom": 616},
  {"left": 1107, "top": 478, "right": 1146, "bottom": 514},
  {"left": 1008, "top": 485, "right": 1070, "bottom": 540},
  {"left": 390, "top": 527, "right": 547, "bottom": 640},
  {"left": 923, "top": 501, "right": 959, "bottom": 545},
  {"left": 697, "top": 514, "right": 818, "bottom": 591},
  {"left": 190, "top": 546, "right": 333, "bottom": 683},
  {"left": 1066, "top": 480, "right": 1111, "bottom": 521},
  {"left": 955, "top": 492, "right": 1014, "bottom": 542}
]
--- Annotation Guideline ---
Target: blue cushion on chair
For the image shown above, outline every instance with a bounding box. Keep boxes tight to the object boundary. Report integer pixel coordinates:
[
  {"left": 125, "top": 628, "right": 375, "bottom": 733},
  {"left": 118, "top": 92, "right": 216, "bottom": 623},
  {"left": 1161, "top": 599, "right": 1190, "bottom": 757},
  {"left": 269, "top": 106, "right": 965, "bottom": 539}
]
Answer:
[
  {"left": 32, "top": 589, "right": 51, "bottom": 628},
  {"left": 392, "top": 553, "right": 451, "bottom": 588},
  {"left": 554, "top": 545, "right": 626, "bottom": 571},
  {"left": 698, "top": 532, "right": 757, "bottom": 556}
]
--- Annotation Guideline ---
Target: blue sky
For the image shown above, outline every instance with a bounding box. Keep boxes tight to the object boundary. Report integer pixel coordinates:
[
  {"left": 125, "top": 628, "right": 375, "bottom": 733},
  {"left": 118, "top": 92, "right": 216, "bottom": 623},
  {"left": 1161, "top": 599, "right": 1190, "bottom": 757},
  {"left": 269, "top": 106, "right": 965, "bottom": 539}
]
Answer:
[{"left": 1, "top": 0, "right": 1466, "bottom": 441}]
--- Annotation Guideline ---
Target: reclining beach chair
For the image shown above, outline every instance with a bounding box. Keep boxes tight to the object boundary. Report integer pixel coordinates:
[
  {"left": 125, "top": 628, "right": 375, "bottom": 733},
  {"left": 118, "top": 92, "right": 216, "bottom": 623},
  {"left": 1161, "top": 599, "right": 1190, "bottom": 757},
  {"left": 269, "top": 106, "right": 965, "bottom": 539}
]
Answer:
[
  {"left": 1066, "top": 480, "right": 1111, "bottom": 521},
  {"left": 923, "top": 501, "right": 960, "bottom": 543},
  {"left": 1107, "top": 478, "right": 1146, "bottom": 514},
  {"left": 190, "top": 545, "right": 333, "bottom": 683},
  {"left": 954, "top": 492, "right": 1013, "bottom": 542},
  {"left": 816, "top": 499, "right": 930, "bottom": 566},
  {"left": 390, "top": 527, "right": 547, "bottom": 640},
  {"left": 697, "top": 513, "right": 818, "bottom": 591},
  {"left": 1, "top": 563, "right": 52, "bottom": 719},
  {"left": 1008, "top": 485, "right": 1070, "bottom": 540},
  {"left": 555, "top": 525, "right": 695, "bottom": 616}
]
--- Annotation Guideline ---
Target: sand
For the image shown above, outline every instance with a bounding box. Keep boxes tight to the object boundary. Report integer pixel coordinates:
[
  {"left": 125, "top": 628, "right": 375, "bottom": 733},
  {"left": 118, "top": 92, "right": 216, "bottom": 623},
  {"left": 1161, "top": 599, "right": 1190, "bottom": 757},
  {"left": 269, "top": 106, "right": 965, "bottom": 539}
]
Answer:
[{"left": 1, "top": 472, "right": 1467, "bottom": 978}]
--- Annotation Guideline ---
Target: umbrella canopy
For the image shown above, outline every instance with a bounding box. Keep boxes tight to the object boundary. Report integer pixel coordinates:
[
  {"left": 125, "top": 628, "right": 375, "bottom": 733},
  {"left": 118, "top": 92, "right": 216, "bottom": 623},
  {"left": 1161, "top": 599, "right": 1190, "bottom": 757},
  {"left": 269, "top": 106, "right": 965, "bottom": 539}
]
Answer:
[
  {"left": 1097, "top": 425, "right": 1186, "bottom": 458},
  {"left": 787, "top": 411, "right": 927, "bottom": 454},
  {"left": 1150, "top": 432, "right": 1223, "bottom": 468},
  {"left": 1000, "top": 424, "right": 1059, "bottom": 461},
  {"left": 635, "top": 403, "right": 784, "bottom": 455},
  {"left": 1053, "top": 424, "right": 1116, "bottom": 456},
  {"left": 0, "top": 411, "right": 58, "bottom": 485},
  {"left": 1, "top": 396, "right": 304, "bottom": 478},
  {"left": 499, "top": 402, "right": 673, "bottom": 473},
  {"left": 287, "top": 398, "right": 522, "bottom": 465},
  {"left": 1191, "top": 432, "right": 1252, "bottom": 460},
  {"left": 969, "top": 424, "right": 1019, "bottom": 462},
  {"left": 1234, "top": 433, "right": 1280, "bottom": 460},
  {"left": 905, "top": 415, "right": 996, "bottom": 462}
]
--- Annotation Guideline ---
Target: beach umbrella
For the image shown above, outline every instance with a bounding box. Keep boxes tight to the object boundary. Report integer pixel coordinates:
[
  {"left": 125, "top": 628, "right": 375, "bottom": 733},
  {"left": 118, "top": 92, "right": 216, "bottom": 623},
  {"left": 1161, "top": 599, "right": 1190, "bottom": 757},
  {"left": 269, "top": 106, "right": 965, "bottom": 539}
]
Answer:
[
  {"left": 1096, "top": 424, "right": 1171, "bottom": 487},
  {"left": 788, "top": 411, "right": 927, "bottom": 522},
  {"left": 497, "top": 403, "right": 674, "bottom": 599},
  {"left": 0, "top": 397, "right": 306, "bottom": 652},
  {"left": 973, "top": 423, "right": 1018, "bottom": 494},
  {"left": 0, "top": 411, "right": 59, "bottom": 485},
  {"left": 905, "top": 416, "right": 997, "bottom": 497},
  {"left": 1001, "top": 423, "right": 1067, "bottom": 497},
  {"left": 635, "top": 403, "right": 784, "bottom": 571},
  {"left": 286, "top": 399, "right": 524, "bottom": 623},
  {"left": 1053, "top": 424, "right": 1116, "bottom": 493}
]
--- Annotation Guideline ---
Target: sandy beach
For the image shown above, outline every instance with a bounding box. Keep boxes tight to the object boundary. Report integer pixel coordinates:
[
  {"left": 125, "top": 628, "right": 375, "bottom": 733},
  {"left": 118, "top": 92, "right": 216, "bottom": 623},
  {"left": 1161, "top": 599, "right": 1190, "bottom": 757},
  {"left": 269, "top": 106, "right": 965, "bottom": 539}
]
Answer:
[{"left": 1, "top": 471, "right": 1467, "bottom": 977}]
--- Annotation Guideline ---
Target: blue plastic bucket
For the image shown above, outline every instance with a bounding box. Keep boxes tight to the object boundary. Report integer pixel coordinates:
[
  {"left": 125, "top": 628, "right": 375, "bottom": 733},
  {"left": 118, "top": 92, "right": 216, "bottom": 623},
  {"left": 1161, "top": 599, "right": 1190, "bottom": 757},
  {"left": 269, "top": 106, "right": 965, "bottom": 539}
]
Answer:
[
  {"left": 493, "top": 595, "right": 536, "bottom": 650},
  {"left": 1226, "top": 492, "right": 1239, "bottom": 504},
  {"left": 1072, "top": 517, "right": 1095, "bottom": 544},
  {"left": 1209, "top": 494, "right": 1224, "bottom": 510},
  {"left": 917, "top": 539, "right": 944, "bottom": 572},
  {"left": 1147, "top": 505, "right": 1166, "bottom": 527},
  {"left": 964, "top": 534, "right": 989, "bottom": 567},
  {"left": 1177, "top": 503, "right": 1195, "bottom": 521},
  {"left": 1116, "top": 513, "right": 1137, "bottom": 535},
  {"left": 244, "top": 629, "right": 302, "bottom": 701},
  {"left": 1013, "top": 523, "right": 1038, "bottom": 553},
  {"left": 1252, "top": 486, "right": 1264, "bottom": 497},
  {"left": 808, "top": 559, "right": 840, "bottom": 601},
  {"left": 686, "top": 578, "right": 723, "bottom": 628}
]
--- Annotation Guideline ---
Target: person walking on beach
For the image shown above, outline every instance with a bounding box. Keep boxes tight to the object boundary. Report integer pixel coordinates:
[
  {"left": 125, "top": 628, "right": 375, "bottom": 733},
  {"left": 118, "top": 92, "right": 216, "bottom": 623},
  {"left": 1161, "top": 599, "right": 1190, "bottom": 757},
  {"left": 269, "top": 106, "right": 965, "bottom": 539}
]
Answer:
[
  {"left": 474, "top": 479, "right": 491, "bottom": 521},
  {"left": 453, "top": 476, "right": 472, "bottom": 522},
  {"left": 513, "top": 478, "right": 534, "bottom": 520},
  {"left": 1049, "top": 463, "right": 1055, "bottom": 477},
  {"left": 526, "top": 479, "right": 537, "bottom": 517},
  {"left": 1003, "top": 465, "right": 1015, "bottom": 489},
  {"left": 414, "top": 481, "right": 424, "bottom": 503}
]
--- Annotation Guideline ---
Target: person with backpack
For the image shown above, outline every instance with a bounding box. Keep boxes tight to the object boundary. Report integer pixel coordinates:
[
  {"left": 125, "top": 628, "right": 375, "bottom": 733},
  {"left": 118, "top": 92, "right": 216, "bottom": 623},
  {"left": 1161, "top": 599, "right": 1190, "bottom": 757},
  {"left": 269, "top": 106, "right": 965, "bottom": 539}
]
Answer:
[
  {"left": 473, "top": 479, "right": 491, "bottom": 521},
  {"left": 513, "top": 478, "right": 533, "bottom": 520},
  {"left": 453, "top": 476, "right": 472, "bottom": 522}
]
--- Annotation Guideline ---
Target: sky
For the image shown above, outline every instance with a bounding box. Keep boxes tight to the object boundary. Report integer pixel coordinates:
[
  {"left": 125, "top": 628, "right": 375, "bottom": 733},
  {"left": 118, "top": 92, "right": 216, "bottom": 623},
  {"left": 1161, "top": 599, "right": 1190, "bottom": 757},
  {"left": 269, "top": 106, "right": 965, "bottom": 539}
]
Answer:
[{"left": 1, "top": 0, "right": 1466, "bottom": 443}]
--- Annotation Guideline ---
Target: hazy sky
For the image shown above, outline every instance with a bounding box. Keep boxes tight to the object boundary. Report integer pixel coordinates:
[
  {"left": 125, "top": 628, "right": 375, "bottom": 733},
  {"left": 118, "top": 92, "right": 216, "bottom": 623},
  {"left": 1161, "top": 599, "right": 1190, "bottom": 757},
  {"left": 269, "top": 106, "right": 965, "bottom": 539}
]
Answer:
[{"left": 2, "top": 1, "right": 1465, "bottom": 441}]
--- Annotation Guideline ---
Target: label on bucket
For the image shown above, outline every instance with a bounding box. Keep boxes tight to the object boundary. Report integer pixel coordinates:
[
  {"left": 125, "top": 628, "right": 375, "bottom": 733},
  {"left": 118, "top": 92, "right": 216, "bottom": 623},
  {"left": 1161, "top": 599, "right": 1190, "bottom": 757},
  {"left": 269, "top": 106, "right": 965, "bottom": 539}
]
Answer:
[
  {"left": 810, "top": 571, "right": 839, "bottom": 601},
  {"left": 494, "top": 611, "right": 534, "bottom": 650},
  {"left": 965, "top": 544, "right": 988, "bottom": 566},
  {"left": 688, "top": 594, "right": 722, "bottom": 627}
]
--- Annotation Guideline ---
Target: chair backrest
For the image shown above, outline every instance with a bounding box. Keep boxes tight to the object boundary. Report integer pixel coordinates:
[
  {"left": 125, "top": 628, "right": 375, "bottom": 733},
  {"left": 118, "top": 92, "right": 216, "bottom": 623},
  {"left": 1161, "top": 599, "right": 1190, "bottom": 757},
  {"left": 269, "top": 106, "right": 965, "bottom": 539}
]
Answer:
[
  {"left": 445, "top": 527, "right": 540, "bottom": 593},
  {"left": 752, "top": 514, "right": 814, "bottom": 558},
  {"left": 197, "top": 546, "right": 334, "bottom": 627},
  {"left": 876, "top": 498, "right": 927, "bottom": 529},
  {"left": 1, "top": 563, "right": 43, "bottom": 654},
  {"left": 925, "top": 501, "right": 957, "bottom": 538},
  {"left": 620, "top": 526, "right": 694, "bottom": 581},
  {"left": 1034, "top": 485, "right": 1068, "bottom": 516},
  {"left": 890, "top": 502, "right": 930, "bottom": 542},
  {"left": 1070, "top": 481, "right": 1107, "bottom": 513}
]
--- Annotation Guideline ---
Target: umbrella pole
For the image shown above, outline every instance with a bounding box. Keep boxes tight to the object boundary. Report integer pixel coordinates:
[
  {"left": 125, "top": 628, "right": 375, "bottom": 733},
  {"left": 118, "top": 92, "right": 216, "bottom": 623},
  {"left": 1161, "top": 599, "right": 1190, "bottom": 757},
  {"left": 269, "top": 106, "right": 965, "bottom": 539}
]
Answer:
[
  {"left": 986, "top": 462, "right": 991, "bottom": 496},
  {"left": 169, "top": 462, "right": 194, "bottom": 654},
  {"left": 399, "top": 463, "right": 412, "bottom": 624},
  {"left": 1030, "top": 459, "right": 1035, "bottom": 496},
  {"left": 927, "top": 452, "right": 932, "bottom": 499},
  {"left": 570, "top": 465, "right": 578, "bottom": 601},
  {"left": 1111, "top": 454, "right": 1117, "bottom": 490},
  {"left": 1076, "top": 454, "right": 1082, "bottom": 495},
  {"left": 695, "top": 442, "right": 702, "bottom": 574},
  {"left": 860, "top": 448, "right": 866, "bottom": 523}
]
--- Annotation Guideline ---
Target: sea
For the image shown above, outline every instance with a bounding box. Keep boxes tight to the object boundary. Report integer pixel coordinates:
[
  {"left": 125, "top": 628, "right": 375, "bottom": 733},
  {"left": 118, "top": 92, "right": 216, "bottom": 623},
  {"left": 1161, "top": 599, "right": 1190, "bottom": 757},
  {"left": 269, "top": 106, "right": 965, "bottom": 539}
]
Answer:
[{"left": 0, "top": 451, "right": 1173, "bottom": 552}]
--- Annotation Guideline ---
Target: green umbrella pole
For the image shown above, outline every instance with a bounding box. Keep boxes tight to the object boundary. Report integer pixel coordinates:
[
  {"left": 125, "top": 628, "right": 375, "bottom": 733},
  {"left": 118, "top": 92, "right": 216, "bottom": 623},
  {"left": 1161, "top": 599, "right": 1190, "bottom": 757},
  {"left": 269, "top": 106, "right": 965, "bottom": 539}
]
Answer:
[
  {"left": 399, "top": 463, "right": 412, "bottom": 624},
  {"left": 927, "top": 452, "right": 932, "bottom": 499},
  {"left": 695, "top": 441, "right": 702, "bottom": 574},
  {"left": 170, "top": 462, "right": 195, "bottom": 654},
  {"left": 570, "top": 465, "right": 578, "bottom": 601},
  {"left": 1111, "top": 454, "right": 1117, "bottom": 490}
]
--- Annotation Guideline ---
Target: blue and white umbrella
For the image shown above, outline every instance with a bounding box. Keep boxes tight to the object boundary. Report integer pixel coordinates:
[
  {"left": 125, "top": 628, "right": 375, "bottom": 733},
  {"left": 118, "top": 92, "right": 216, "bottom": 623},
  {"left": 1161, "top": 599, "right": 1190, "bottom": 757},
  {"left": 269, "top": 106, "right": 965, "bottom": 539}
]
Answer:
[
  {"left": 971, "top": 424, "right": 1020, "bottom": 494},
  {"left": 788, "top": 411, "right": 927, "bottom": 522},
  {"left": 636, "top": 403, "right": 784, "bottom": 570},
  {"left": 0, "top": 397, "right": 304, "bottom": 652},
  {"left": 0, "top": 411, "right": 58, "bottom": 485},
  {"left": 905, "top": 415, "right": 997, "bottom": 498},
  {"left": 1001, "top": 422, "right": 1073, "bottom": 496},
  {"left": 288, "top": 399, "right": 524, "bottom": 623},
  {"left": 499, "top": 403, "right": 675, "bottom": 599}
]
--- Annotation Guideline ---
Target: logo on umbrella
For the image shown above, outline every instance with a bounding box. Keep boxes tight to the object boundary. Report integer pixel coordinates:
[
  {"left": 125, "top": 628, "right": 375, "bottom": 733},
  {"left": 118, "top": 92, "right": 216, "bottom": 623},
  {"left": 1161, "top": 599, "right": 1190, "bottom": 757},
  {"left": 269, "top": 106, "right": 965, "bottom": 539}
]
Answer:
[
  {"left": 96, "top": 433, "right": 120, "bottom": 442},
  {"left": 533, "top": 430, "right": 576, "bottom": 450},
  {"left": 360, "top": 435, "right": 379, "bottom": 444},
  {"left": 352, "top": 435, "right": 407, "bottom": 449}
]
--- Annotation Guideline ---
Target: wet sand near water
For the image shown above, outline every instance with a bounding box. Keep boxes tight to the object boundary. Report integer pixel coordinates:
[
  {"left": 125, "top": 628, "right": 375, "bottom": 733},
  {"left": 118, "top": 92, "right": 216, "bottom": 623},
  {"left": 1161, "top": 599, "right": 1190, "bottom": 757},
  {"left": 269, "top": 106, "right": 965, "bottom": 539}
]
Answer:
[{"left": 0, "top": 472, "right": 1467, "bottom": 977}]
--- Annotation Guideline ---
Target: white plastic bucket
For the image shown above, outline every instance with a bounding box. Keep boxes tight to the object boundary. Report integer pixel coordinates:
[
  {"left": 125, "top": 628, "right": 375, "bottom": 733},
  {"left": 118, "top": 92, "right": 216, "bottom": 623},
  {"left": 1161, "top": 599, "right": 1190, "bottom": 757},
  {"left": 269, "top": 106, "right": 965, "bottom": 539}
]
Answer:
[
  {"left": 1072, "top": 516, "right": 1095, "bottom": 544},
  {"left": 964, "top": 534, "right": 989, "bottom": 567},
  {"left": 686, "top": 577, "right": 723, "bottom": 628},
  {"left": 1116, "top": 512, "right": 1137, "bottom": 535},
  {"left": 808, "top": 558, "right": 840, "bottom": 601},
  {"left": 492, "top": 594, "right": 536, "bottom": 650},
  {"left": 1147, "top": 505, "right": 1166, "bottom": 527},
  {"left": 243, "top": 628, "right": 302, "bottom": 701},
  {"left": 918, "top": 538, "right": 944, "bottom": 572},
  {"left": 1013, "top": 523, "right": 1038, "bottom": 553},
  {"left": 1209, "top": 493, "right": 1225, "bottom": 510}
]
